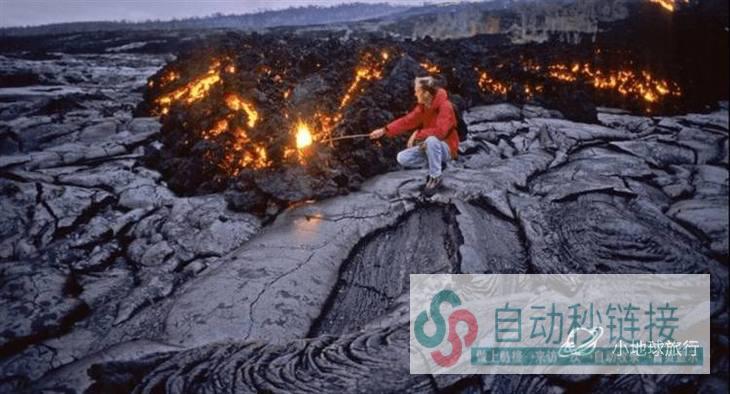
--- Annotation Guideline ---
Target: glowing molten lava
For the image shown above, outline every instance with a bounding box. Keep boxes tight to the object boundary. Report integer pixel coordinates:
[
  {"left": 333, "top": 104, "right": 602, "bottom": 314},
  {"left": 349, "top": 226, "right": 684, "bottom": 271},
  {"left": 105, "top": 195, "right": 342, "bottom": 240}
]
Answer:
[
  {"left": 202, "top": 121, "right": 270, "bottom": 175},
  {"left": 223, "top": 127, "right": 270, "bottom": 176},
  {"left": 295, "top": 121, "right": 314, "bottom": 150},
  {"left": 547, "top": 63, "right": 681, "bottom": 103},
  {"left": 297, "top": 50, "right": 392, "bottom": 146},
  {"left": 225, "top": 94, "right": 259, "bottom": 128},
  {"left": 476, "top": 68, "right": 509, "bottom": 96},
  {"left": 420, "top": 61, "right": 441, "bottom": 74},
  {"left": 475, "top": 60, "right": 681, "bottom": 108},
  {"left": 648, "top": 0, "right": 688, "bottom": 12},
  {"left": 339, "top": 51, "right": 389, "bottom": 110},
  {"left": 155, "top": 60, "right": 222, "bottom": 115},
  {"left": 203, "top": 118, "right": 229, "bottom": 139}
]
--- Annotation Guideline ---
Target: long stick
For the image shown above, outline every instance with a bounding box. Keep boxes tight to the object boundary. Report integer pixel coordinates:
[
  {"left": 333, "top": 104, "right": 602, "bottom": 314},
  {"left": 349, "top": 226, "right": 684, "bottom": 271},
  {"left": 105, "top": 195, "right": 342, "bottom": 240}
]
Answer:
[{"left": 320, "top": 133, "right": 371, "bottom": 143}]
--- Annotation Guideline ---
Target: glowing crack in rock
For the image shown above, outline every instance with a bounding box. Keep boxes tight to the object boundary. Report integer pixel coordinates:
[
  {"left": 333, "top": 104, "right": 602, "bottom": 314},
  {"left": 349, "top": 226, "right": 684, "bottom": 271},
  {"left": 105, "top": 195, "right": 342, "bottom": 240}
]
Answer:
[
  {"left": 155, "top": 60, "right": 222, "bottom": 115},
  {"left": 648, "top": 0, "right": 689, "bottom": 12},
  {"left": 225, "top": 94, "right": 259, "bottom": 128},
  {"left": 548, "top": 63, "right": 681, "bottom": 103},
  {"left": 339, "top": 51, "right": 390, "bottom": 110},
  {"left": 475, "top": 68, "right": 509, "bottom": 96},
  {"left": 420, "top": 60, "right": 441, "bottom": 74}
]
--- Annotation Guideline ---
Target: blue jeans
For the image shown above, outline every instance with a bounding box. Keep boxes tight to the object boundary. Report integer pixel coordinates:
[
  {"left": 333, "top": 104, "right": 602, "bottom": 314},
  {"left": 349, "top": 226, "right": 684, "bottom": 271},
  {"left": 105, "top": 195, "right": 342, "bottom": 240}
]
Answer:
[{"left": 396, "top": 136, "right": 452, "bottom": 178}]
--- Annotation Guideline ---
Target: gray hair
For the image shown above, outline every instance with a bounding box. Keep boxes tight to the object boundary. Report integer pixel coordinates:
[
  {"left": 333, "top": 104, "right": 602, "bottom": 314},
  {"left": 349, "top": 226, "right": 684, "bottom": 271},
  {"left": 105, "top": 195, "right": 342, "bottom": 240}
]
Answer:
[{"left": 415, "top": 76, "right": 438, "bottom": 94}]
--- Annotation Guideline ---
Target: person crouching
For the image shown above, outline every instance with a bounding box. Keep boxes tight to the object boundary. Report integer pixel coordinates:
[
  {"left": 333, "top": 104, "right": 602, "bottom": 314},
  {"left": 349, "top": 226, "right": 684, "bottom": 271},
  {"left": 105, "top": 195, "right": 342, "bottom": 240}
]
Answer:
[{"left": 369, "top": 76, "right": 459, "bottom": 196}]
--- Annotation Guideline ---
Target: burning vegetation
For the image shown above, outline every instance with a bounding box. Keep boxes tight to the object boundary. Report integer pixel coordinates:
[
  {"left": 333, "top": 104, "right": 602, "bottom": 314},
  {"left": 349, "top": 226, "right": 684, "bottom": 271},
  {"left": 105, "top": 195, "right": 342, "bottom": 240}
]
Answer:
[{"left": 139, "top": 3, "right": 727, "bottom": 215}]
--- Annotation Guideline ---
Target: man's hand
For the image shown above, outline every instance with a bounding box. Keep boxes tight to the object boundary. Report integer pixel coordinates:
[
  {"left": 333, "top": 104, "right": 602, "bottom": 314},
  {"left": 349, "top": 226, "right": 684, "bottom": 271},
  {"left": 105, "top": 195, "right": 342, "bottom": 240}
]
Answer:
[
  {"left": 369, "top": 128, "right": 385, "bottom": 140},
  {"left": 407, "top": 130, "right": 419, "bottom": 148}
]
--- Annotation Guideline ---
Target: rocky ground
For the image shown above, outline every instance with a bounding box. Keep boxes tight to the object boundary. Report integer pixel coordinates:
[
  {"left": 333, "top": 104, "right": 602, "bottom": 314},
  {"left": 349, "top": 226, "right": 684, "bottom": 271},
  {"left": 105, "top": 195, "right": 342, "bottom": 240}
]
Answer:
[{"left": 0, "top": 52, "right": 728, "bottom": 393}]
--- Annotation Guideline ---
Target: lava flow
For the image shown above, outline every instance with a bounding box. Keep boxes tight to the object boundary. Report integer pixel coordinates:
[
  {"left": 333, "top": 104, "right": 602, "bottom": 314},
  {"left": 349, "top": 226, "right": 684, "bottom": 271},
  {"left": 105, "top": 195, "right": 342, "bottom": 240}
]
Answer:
[
  {"left": 146, "top": 38, "right": 687, "bottom": 189},
  {"left": 547, "top": 63, "right": 682, "bottom": 104},
  {"left": 472, "top": 60, "right": 682, "bottom": 108},
  {"left": 285, "top": 49, "right": 391, "bottom": 159},
  {"left": 139, "top": 20, "right": 725, "bottom": 212},
  {"left": 476, "top": 68, "right": 509, "bottom": 96},
  {"left": 153, "top": 60, "right": 222, "bottom": 115},
  {"left": 648, "top": 0, "right": 689, "bottom": 12}
]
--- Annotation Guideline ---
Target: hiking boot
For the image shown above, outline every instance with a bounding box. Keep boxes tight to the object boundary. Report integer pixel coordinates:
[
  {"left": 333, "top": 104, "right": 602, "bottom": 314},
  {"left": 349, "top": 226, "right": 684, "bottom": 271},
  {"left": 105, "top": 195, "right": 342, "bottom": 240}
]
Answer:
[
  {"left": 423, "top": 175, "right": 442, "bottom": 197},
  {"left": 421, "top": 175, "right": 431, "bottom": 191}
]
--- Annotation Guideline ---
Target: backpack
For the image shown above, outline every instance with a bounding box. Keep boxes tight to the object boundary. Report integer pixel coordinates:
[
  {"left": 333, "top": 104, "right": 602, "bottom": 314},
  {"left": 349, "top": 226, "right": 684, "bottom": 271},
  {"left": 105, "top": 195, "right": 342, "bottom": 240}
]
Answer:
[{"left": 450, "top": 101, "right": 468, "bottom": 142}]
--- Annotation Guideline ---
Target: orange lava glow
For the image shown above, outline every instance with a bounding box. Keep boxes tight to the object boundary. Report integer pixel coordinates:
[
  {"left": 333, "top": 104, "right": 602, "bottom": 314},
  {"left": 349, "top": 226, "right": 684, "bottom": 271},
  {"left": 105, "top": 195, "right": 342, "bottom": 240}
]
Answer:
[
  {"left": 292, "top": 50, "right": 391, "bottom": 150},
  {"left": 155, "top": 60, "right": 222, "bottom": 115},
  {"left": 339, "top": 51, "right": 389, "bottom": 110},
  {"left": 223, "top": 127, "right": 270, "bottom": 175},
  {"left": 203, "top": 118, "right": 229, "bottom": 139},
  {"left": 523, "top": 83, "right": 544, "bottom": 99},
  {"left": 648, "top": 0, "right": 688, "bottom": 12},
  {"left": 161, "top": 71, "right": 180, "bottom": 85},
  {"left": 225, "top": 94, "right": 259, "bottom": 128},
  {"left": 547, "top": 63, "right": 681, "bottom": 103},
  {"left": 420, "top": 61, "right": 441, "bottom": 74},
  {"left": 295, "top": 120, "right": 314, "bottom": 150},
  {"left": 182, "top": 89, "right": 266, "bottom": 173},
  {"left": 313, "top": 111, "right": 342, "bottom": 141},
  {"left": 153, "top": 51, "right": 395, "bottom": 172},
  {"left": 476, "top": 68, "right": 509, "bottom": 96}
]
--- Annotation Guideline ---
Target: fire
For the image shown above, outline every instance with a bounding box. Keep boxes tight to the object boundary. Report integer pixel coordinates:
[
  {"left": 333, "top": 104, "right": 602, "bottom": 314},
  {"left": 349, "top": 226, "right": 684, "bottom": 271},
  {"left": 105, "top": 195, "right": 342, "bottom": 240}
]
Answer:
[
  {"left": 225, "top": 94, "right": 259, "bottom": 128},
  {"left": 155, "top": 60, "right": 222, "bottom": 115},
  {"left": 295, "top": 121, "right": 314, "bottom": 149},
  {"left": 299, "top": 50, "right": 391, "bottom": 146}
]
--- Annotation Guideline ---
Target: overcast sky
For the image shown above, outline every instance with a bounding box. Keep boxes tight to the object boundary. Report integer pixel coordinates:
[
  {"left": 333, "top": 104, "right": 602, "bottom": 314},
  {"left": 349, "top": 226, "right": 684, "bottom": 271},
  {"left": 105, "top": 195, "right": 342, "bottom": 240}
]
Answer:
[{"left": 0, "top": 0, "right": 470, "bottom": 28}]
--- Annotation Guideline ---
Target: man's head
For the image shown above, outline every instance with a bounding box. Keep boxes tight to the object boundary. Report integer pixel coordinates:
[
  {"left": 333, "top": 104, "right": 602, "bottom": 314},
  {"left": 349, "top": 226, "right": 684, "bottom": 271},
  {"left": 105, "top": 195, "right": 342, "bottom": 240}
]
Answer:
[{"left": 414, "top": 76, "right": 438, "bottom": 105}]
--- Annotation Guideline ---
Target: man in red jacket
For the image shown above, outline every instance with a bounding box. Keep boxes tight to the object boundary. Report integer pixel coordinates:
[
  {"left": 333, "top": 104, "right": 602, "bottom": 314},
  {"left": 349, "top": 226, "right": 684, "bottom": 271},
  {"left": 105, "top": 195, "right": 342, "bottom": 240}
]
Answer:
[{"left": 369, "top": 76, "right": 459, "bottom": 196}]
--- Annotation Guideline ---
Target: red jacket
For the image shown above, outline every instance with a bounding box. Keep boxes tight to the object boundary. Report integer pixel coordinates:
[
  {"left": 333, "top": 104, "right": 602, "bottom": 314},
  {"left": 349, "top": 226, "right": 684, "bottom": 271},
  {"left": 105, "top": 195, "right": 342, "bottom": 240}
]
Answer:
[{"left": 385, "top": 87, "right": 459, "bottom": 159}]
